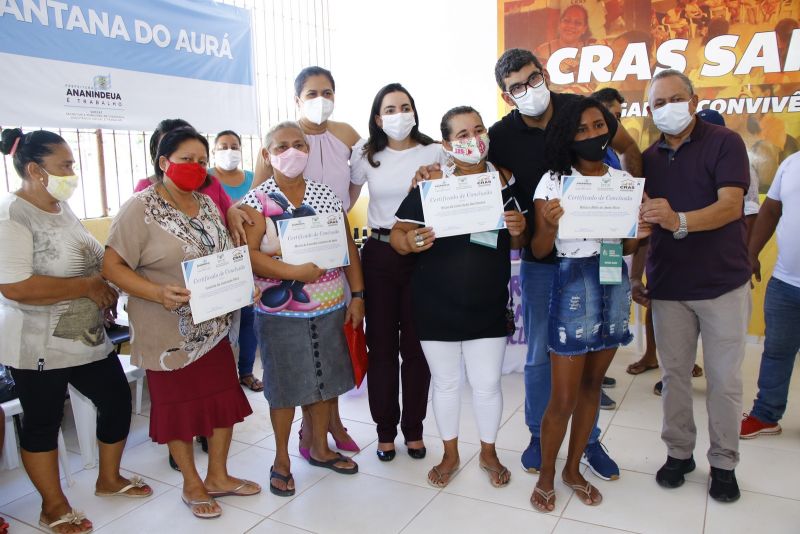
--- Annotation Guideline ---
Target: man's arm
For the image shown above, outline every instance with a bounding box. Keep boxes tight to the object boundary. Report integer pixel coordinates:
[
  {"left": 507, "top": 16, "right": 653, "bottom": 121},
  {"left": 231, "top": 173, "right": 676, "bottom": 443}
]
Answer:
[
  {"left": 748, "top": 197, "right": 782, "bottom": 282},
  {"left": 641, "top": 186, "right": 744, "bottom": 232},
  {"left": 611, "top": 124, "right": 642, "bottom": 177}
]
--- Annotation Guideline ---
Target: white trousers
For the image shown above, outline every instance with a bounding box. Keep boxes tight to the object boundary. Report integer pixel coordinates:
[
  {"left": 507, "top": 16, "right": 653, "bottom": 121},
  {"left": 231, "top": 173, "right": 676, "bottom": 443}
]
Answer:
[{"left": 420, "top": 337, "right": 506, "bottom": 443}]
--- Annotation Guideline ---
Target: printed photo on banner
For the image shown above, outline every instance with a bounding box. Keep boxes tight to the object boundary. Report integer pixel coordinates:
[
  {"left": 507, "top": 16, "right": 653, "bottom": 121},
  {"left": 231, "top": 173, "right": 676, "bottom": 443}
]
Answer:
[{"left": 499, "top": 0, "right": 800, "bottom": 191}]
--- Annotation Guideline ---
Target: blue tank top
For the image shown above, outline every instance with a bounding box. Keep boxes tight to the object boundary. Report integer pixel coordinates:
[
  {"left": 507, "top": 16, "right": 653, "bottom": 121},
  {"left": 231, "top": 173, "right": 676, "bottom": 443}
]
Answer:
[{"left": 210, "top": 169, "right": 254, "bottom": 202}]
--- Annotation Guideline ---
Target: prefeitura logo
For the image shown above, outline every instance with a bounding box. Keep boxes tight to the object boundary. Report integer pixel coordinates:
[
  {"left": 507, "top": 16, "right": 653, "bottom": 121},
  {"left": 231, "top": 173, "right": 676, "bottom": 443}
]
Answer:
[
  {"left": 64, "top": 74, "right": 124, "bottom": 108},
  {"left": 93, "top": 74, "right": 111, "bottom": 89}
]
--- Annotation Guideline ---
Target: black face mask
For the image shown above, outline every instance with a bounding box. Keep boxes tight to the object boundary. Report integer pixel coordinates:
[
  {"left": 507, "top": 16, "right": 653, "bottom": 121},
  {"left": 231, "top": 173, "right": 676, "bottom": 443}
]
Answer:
[{"left": 572, "top": 133, "right": 610, "bottom": 162}]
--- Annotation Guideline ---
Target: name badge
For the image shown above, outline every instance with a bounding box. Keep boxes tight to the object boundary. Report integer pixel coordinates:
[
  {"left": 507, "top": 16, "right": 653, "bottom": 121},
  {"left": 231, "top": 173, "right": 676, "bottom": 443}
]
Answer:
[
  {"left": 599, "top": 242, "right": 623, "bottom": 285},
  {"left": 470, "top": 230, "right": 499, "bottom": 249}
]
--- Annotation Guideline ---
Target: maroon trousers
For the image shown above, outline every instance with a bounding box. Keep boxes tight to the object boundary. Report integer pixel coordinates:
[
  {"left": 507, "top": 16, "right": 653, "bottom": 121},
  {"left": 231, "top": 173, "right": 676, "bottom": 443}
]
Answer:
[{"left": 362, "top": 237, "right": 430, "bottom": 443}]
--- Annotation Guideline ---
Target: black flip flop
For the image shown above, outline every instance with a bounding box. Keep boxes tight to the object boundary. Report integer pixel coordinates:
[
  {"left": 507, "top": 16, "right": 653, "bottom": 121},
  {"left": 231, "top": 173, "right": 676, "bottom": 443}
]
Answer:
[
  {"left": 308, "top": 452, "right": 358, "bottom": 475},
  {"left": 269, "top": 466, "right": 295, "bottom": 497}
]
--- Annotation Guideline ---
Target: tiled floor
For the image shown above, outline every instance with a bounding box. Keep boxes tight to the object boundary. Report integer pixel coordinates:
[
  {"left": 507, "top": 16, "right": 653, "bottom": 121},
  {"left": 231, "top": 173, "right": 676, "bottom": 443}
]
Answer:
[{"left": 2, "top": 343, "right": 799, "bottom": 533}]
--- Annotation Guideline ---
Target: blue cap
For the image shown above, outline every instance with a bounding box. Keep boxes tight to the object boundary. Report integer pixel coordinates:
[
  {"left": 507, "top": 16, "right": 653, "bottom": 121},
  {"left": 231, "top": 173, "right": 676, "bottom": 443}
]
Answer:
[{"left": 697, "top": 109, "right": 725, "bottom": 127}]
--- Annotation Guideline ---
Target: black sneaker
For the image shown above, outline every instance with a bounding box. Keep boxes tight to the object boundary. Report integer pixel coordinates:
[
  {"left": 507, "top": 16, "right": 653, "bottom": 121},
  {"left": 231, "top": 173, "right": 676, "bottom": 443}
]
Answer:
[
  {"left": 600, "top": 391, "right": 617, "bottom": 410},
  {"left": 656, "top": 455, "right": 695, "bottom": 488},
  {"left": 654, "top": 381, "right": 663, "bottom": 396},
  {"left": 709, "top": 467, "right": 740, "bottom": 502},
  {"left": 602, "top": 376, "right": 616, "bottom": 389},
  {"left": 197, "top": 435, "right": 209, "bottom": 453}
]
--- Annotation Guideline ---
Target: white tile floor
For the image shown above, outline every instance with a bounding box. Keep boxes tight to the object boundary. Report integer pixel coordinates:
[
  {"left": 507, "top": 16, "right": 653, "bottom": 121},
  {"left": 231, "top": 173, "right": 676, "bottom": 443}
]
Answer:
[{"left": 2, "top": 342, "right": 800, "bottom": 534}]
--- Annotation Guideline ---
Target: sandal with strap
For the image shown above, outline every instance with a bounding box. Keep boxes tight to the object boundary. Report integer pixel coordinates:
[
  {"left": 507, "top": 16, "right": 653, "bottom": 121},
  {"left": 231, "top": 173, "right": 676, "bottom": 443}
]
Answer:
[
  {"left": 95, "top": 476, "right": 152, "bottom": 498},
  {"left": 427, "top": 462, "right": 461, "bottom": 488},
  {"left": 565, "top": 479, "right": 602, "bottom": 506},
  {"left": 269, "top": 466, "right": 296, "bottom": 497},
  {"left": 239, "top": 374, "right": 264, "bottom": 392},
  {"left": 207, "top": 478, "right": 261, "bottom": 497},
  {"left": 627, "top": 359, "right": 659, "bottom": 375},
  {"left": 308, "top": 452, "right": 359, "bottom": 475},
  {"left": 181, "top": 494, "right": 221, "bottom": 519},
  {"left": 530, "top": 485, "right": 556, "bottom": 513},
  {"left": 479, "top": 462, "right": 511, "bottom": 488},
  {"left": 39, "top": 509, "right": 92, "bottom": 534}
]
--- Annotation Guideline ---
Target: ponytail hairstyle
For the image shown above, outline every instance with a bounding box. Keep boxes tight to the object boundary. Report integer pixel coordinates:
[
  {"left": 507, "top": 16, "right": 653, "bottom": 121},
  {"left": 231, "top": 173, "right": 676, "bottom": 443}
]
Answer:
[
  {"left": 0, "top": 128, "right": 67, "bottom": 179},
  {"left": 362, "top": 83, "right": 434, "bottom": 168}
]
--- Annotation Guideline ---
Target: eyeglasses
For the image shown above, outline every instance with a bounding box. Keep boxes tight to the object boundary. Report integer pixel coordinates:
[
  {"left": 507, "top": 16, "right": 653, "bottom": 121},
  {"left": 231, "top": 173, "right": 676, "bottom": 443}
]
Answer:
[
  {"left": 187, "top": 217, "right": 215, "bottom": 252},
  {"left": 507, "top": 71, "right": 545, "bottom": 99}
]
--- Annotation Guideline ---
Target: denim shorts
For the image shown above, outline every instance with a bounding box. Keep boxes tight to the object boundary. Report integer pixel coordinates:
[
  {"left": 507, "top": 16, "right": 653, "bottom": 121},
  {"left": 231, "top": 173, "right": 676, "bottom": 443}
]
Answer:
[{"left": 547, "top": 256, "right": 633, "bottom": 356}]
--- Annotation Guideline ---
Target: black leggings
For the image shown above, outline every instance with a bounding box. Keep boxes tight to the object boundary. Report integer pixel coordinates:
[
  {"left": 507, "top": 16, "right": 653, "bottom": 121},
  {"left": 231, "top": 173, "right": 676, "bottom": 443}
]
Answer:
[{"left": 10, "top": 352, "right": 132, "bottom": 452}]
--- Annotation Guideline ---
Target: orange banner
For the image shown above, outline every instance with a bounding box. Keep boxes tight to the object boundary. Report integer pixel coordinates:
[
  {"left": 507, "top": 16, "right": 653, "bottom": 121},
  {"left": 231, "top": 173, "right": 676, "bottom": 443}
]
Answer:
[
  {"left": 498, "top": 0, "right": 800, "bottom": 193},
  {"left": 498, "top": 0, "right": 799, "bottom": 336}
]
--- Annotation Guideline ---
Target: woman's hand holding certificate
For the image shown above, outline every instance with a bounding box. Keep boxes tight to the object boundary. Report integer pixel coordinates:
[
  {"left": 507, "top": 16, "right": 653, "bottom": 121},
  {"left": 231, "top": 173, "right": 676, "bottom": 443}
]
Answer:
[
  {"left": 182, "top": 246, "right": 255, "bottom": 324},
  {"left": 277, "top": 212, "right": 350, "bottom": 270},
  {"left": 420, "top": 171, "right": 506, "bottom": 238},
  {"left": 557, "top": 175, "right": 645, "bottom": 239}
]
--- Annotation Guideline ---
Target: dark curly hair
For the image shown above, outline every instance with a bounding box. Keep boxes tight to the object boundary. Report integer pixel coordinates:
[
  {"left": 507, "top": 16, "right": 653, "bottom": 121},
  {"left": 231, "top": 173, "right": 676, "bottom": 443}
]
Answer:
[
  {"left": 362, "top": 83, "right": 434, "bottom": 168},
  {"left": 544, "top": 97, "right": 612, "bottom": 176}
]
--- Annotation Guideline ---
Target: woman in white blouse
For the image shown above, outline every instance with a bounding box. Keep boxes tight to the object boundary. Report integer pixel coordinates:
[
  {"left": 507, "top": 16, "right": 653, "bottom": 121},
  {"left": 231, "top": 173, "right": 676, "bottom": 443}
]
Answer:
[{"left": 349, "top": 83, "right": 441, "bottom": 462}]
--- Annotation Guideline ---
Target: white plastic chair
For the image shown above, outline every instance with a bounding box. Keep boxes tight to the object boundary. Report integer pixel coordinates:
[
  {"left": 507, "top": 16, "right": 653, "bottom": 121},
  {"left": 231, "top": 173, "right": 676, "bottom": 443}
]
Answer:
[
  {"left": 69, "top": 354, "right": 144, "bottom": 469},
  {"left": 1, "top": 398, "right": 74, "bottom": 486}
]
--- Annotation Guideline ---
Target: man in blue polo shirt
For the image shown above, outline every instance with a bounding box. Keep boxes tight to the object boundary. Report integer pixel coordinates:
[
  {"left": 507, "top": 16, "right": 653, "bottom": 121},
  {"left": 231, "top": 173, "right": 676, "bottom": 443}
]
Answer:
[{"left": 638, "top": 70, "right": 750, "bottom": 503}]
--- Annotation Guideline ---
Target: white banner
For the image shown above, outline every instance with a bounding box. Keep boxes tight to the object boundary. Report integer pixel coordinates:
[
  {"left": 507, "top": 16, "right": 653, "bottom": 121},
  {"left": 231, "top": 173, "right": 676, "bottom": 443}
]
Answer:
[{"left": 0, "top": 0, "right": 258, "bottom": 134}]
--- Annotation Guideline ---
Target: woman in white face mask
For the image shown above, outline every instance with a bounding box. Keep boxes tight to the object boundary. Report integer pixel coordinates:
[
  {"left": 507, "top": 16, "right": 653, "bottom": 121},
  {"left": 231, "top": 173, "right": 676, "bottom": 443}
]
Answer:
[
  {"left": 211, "top": 130, "right": 254, "bottom": 205},
  {"left": 253, "top": 66, "right": 362, "bottom": 212},
  {"left": 350, "top": 83, "right": 441, "bottom": 463},
  {"left": 210, "top": 130, "right": 262, "bottom": 393},
  {"left": 0, "top": 128, "right": 153, "bottom": 533},
  {"left": 391, "top": 107, "right": 528, "bottom": 490}
]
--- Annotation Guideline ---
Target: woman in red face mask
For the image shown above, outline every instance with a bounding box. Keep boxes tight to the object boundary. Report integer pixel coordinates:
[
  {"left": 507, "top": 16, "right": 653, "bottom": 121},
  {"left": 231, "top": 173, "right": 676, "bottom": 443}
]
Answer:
[{"left": 102, "top": 128, "right": 261, "bottom": 520}]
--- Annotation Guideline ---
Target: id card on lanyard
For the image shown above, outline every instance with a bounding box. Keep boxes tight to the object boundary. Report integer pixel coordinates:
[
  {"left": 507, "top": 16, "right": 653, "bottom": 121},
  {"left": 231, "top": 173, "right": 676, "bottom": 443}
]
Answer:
[{"left": 599, "top": 242, "right": 623, "bottom": 285}]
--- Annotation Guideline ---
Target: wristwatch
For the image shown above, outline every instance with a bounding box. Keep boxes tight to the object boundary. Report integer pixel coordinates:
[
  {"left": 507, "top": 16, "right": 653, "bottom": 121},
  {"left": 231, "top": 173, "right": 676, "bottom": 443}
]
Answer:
[
  {"left": 351, "top": 291, "right": 365, "bottom": 300},
  {"left": 673, "top": 212, "right": 688, "bottom": 240}
]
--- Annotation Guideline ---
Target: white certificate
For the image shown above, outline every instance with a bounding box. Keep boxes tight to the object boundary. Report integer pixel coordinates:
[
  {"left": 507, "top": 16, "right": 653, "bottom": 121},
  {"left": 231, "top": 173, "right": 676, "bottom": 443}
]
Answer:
[
  {"left": 558, "top": 175, "right": 645, "bottom": 239},
  {"left": 181, "top": 246, "right": 254, "bottom": 325},
  {"left": 277, "top": 212, "right": 350, "bottom": 270},
  {"left": 420, "top": 171, "right": 506, "bottom": 238}
]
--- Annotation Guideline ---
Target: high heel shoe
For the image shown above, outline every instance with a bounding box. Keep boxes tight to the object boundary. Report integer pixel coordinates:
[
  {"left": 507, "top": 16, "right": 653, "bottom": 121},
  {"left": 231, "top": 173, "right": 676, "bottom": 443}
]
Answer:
[
  {"left": 376, "top": 448, "right": 396, "bottom": 462},
  {"left": 405, "top": 441, "right": 426, "bottom": 460},
  {"left": 331, "top": 427, "right": 360, "bottom": 452},
  {"left": 298, "top": 428, "right": 310, "bottom": 461}
]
